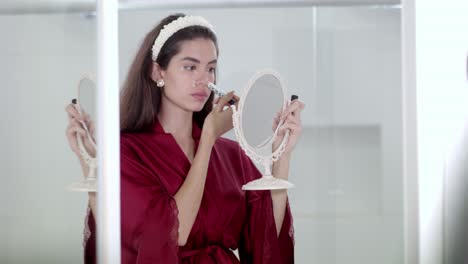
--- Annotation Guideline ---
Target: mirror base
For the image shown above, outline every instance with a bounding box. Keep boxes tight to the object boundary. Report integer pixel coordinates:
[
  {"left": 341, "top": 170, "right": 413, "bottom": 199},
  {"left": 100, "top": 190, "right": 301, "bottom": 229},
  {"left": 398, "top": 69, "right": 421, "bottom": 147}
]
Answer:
[
  {"left": 68, "top": 179, "right": 97, "bottom": 192},
  {"left": 242, "top": 176, "right": 294, "bottom": 190}
]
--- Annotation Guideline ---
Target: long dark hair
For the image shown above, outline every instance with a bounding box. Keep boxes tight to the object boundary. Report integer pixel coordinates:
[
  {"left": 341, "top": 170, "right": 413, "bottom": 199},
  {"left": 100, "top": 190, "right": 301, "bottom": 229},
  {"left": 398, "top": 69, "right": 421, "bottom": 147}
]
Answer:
[{"left": 120, "top": 13, "right": 219, "bottom": 133}]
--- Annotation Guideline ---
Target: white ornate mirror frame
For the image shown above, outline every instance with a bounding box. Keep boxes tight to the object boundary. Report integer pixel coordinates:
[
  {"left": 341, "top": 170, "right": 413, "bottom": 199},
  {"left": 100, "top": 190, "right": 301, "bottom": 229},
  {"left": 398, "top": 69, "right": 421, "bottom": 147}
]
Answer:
[
  {"left": 69, "top": 74, "right": 97, "bottom": 192},
  {"left": 231, "top": 69, "right": 294, "bottom": 190}
]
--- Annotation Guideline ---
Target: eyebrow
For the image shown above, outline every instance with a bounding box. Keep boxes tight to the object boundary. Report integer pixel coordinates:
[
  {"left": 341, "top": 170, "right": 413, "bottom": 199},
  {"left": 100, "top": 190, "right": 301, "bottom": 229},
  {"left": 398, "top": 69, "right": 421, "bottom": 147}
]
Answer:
[{"left": 180, "top": 57, "right": 217, "bottom": 64}]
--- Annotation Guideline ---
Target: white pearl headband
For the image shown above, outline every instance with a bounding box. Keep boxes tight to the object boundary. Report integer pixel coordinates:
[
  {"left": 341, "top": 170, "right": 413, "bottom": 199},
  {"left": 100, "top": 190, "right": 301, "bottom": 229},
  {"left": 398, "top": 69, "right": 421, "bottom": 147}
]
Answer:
[{"left": 151, "top": 15, "right": 216, "bottom": 62}]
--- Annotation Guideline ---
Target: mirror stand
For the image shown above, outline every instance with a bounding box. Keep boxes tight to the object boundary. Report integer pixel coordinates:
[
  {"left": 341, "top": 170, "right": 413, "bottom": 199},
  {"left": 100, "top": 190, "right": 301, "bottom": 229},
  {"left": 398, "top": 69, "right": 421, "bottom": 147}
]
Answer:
[
  {"left": 231, "top": 70, "right": 295, "bottom": 191},
  {"left": 68, "top": 75, "right": 97, "bottom": 193},
  {"left": 241, "top": 157, "right": 295, "bottom": 190}
]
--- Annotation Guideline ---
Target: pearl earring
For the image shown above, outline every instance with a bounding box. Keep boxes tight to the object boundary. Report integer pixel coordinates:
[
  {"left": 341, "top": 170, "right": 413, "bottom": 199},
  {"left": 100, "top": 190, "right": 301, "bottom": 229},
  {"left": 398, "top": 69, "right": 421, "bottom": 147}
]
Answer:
[{"left": 156, "top": 79, "right": 165, "bottom": 87}]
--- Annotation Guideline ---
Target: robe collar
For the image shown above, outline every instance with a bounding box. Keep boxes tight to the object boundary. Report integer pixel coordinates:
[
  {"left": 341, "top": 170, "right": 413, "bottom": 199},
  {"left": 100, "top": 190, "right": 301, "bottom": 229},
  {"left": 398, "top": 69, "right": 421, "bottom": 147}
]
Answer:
[{"left": 152, "top": 118, "right": 202, "bottom": 140}]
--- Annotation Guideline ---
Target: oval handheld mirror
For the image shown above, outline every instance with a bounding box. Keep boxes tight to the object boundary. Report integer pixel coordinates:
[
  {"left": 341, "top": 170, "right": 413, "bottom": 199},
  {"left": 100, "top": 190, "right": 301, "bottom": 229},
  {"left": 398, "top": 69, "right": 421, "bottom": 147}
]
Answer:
[
  {"left": 231, "top": 69, "right": 295, "bottom": 190},
  {"left": 69, "top": 75, "right": 97, "bottom": 192}
]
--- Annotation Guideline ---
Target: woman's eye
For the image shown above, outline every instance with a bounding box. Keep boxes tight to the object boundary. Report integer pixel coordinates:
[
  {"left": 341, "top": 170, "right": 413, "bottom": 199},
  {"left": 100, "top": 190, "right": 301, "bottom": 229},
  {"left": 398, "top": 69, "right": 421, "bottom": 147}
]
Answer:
[
  {"left": 184, "top": 65, "right": 196, "bottom": 71},
  {"left": 209, "top": 67, "right": 216, "bottom": 73}
]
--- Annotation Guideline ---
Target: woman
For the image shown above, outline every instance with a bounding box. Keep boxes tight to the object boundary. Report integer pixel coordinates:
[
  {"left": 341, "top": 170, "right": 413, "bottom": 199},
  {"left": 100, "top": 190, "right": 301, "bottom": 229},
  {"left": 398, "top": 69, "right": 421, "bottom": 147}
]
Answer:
[{"left": 66, "top": 13, "right": 304, "bottom": 263}]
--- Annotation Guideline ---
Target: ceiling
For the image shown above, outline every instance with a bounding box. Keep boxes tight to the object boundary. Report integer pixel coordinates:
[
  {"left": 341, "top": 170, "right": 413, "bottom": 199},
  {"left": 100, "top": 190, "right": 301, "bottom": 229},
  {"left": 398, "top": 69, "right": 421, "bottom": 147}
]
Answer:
[{"left": 0, "top": 0, "right": 401, "bottom": 14}]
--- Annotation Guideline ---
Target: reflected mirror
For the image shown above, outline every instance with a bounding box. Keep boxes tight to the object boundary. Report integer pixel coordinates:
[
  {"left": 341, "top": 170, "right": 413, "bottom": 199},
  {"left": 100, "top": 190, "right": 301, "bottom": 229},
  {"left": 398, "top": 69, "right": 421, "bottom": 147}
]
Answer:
[
  {"left": 78, "top": 75, "right": 96, "bottom": 124},
  {"left": 69, "top": 75, "right": 97, "bottom": 192}
]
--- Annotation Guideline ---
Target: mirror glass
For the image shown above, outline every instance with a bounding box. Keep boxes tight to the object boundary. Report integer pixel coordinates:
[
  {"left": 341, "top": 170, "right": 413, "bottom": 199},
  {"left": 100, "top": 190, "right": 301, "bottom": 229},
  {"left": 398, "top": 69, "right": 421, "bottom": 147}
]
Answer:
[
  {"left": 118, "top": 3, "right": 402, "bottom": 263},
  {"left": 0, "top": 1, "right": 402, "bottom": 263},
  {"left": 242, "top": 73, "right": 284, "bottom": 156},
  {"left": 119, "top": 4, "right": 404, "bottom": 264},
  {"left": 78, "top": 76, "right": 96, "bottom": 125},
  {"left": 1, "top": 2, "right": 97, "bottom": 263},
  {"left": 68, "top": 76, "right": 97, "bottom": 192}
]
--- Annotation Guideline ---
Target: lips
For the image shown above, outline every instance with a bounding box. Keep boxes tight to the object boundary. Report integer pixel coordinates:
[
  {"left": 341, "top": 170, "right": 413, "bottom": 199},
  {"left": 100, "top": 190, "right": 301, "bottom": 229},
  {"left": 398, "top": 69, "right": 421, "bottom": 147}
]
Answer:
[{"left": 191, "top": 92, "right": 209, "bottom": 100}]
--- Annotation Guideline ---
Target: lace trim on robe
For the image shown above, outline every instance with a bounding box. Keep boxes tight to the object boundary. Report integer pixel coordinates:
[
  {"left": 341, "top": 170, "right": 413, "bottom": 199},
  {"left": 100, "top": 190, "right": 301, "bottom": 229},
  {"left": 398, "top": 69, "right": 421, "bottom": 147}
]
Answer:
[
  {"left": 288, "top": 202, "right": 295, "bottom": 246},
  {"left": 168, "top": 196, "right": 180, "bottom": 259},
  {"left": 83, "top": 206, "right": 92, "bottom": 248}
]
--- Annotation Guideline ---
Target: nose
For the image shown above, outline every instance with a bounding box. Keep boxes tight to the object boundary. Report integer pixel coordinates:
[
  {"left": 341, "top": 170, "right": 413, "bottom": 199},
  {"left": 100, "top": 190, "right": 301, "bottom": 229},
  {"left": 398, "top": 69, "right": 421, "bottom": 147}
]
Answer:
[{"left": 194, "top": 71, "right": 213, "bottom": 88}]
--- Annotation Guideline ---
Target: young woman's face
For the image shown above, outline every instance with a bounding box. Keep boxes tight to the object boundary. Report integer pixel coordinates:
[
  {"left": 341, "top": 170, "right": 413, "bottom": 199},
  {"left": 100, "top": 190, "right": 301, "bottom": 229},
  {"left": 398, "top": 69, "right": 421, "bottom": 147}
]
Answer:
[{"left": 160, "top": 38, "right": 217, "bottom": 113}]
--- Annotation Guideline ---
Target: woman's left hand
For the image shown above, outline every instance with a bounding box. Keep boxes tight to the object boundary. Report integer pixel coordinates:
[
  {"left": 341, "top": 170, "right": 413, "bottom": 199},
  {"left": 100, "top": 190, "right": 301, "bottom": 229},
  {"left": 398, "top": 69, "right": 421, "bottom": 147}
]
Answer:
[{"left": 272, "top": 98, "right": 305, "bottom": 158}]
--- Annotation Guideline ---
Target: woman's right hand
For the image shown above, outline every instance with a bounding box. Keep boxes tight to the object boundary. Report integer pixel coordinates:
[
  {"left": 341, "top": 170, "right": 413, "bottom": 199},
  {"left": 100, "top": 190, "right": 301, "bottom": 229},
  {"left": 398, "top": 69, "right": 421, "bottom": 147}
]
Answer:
[
  {"left": 65, "top": 102, "right": 96, "bottom": 172},
  {"left": 202, "top": 91, "right": 239, "bottom": 143}
]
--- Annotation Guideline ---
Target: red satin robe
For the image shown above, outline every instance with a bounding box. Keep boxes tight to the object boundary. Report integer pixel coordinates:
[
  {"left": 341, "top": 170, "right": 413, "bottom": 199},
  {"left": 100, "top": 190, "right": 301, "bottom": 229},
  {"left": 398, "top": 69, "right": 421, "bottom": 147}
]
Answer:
[{"left": 84, "top": 120, "right": 294, "bottom": 263}]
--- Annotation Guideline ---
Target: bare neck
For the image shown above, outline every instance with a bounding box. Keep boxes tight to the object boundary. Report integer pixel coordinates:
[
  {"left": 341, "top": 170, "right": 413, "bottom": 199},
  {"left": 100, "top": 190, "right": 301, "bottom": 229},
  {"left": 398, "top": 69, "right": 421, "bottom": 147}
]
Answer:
[{"left": 157, "top": 100, "right": 193, "bottom": 140}]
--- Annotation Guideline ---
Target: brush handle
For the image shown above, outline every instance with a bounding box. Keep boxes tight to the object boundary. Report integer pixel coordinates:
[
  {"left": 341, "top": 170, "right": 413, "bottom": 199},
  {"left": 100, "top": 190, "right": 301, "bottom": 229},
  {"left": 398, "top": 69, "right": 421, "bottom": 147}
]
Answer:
[{"left": 208, "top": 83, "right": 238, "bottom": 105}]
